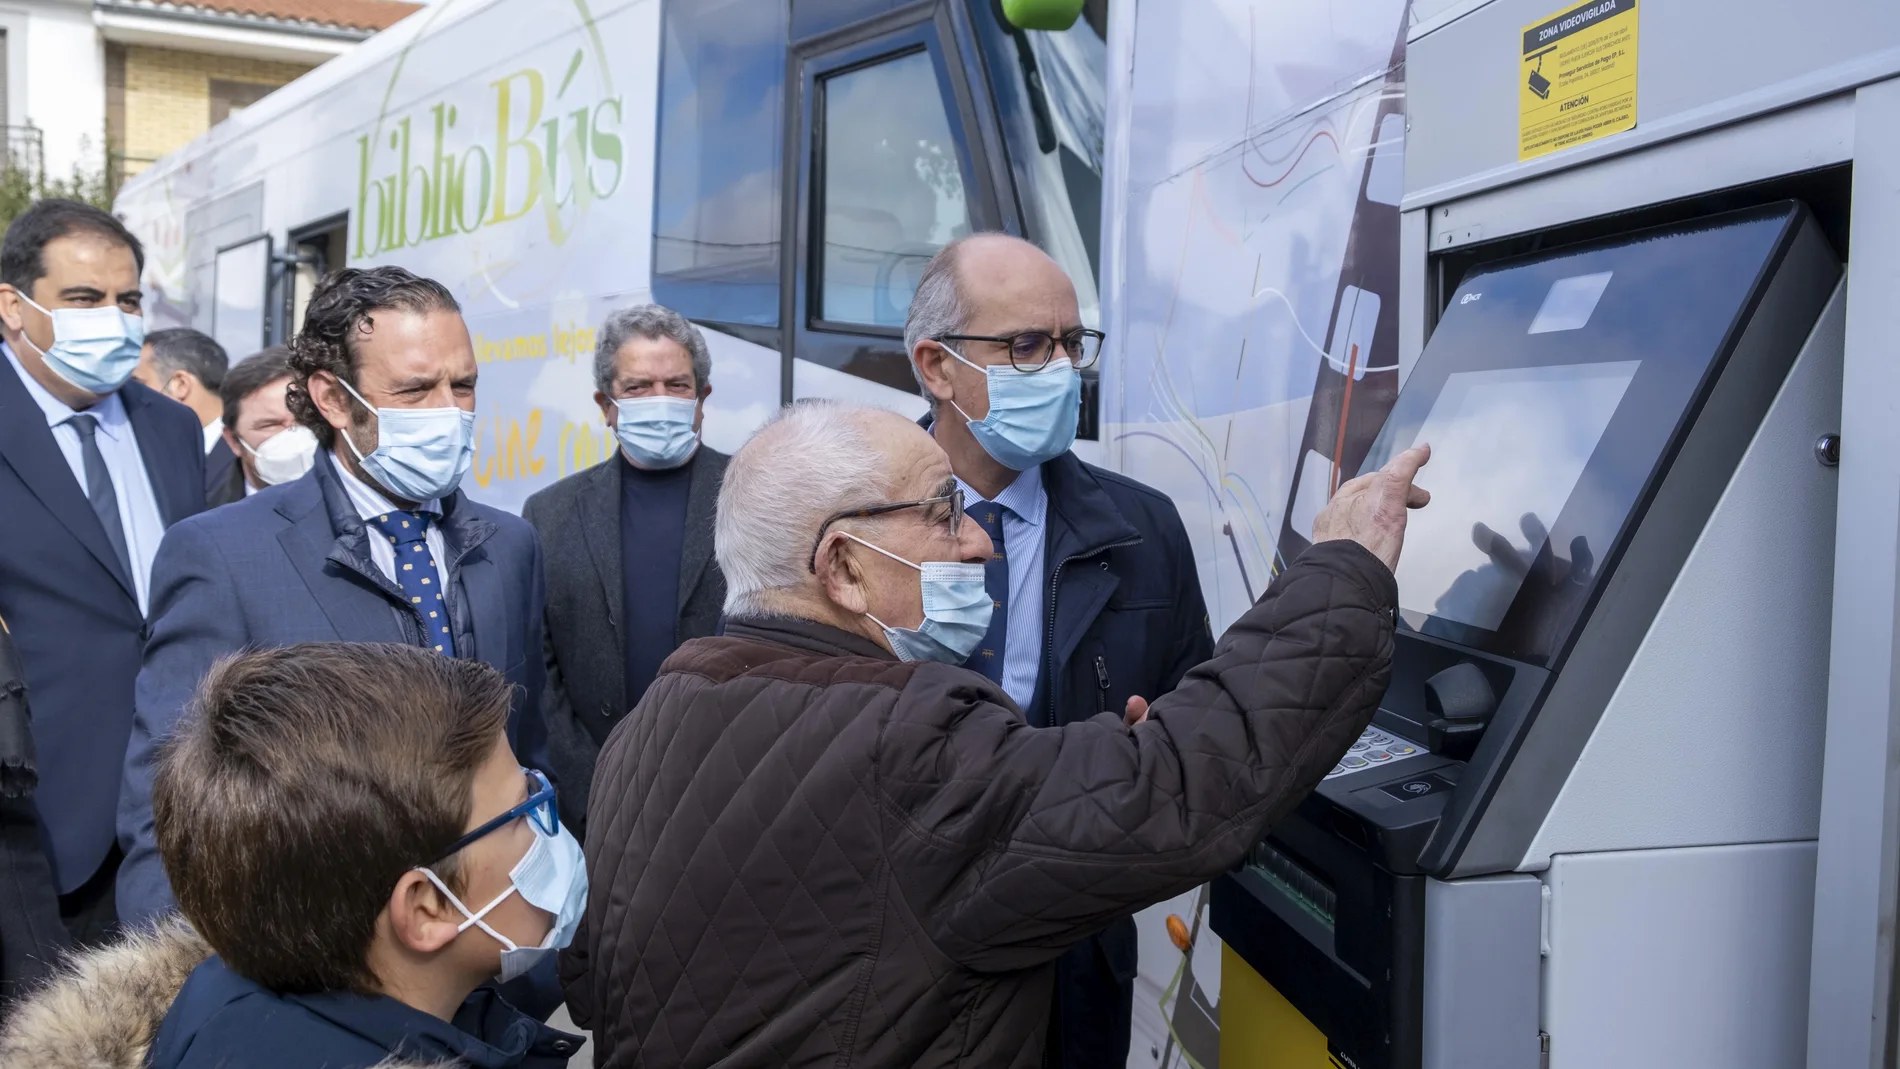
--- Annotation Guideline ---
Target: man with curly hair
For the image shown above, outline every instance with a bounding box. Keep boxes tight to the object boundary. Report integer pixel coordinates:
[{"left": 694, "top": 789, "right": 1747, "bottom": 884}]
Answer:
[{"left": 115, "top": 267, "right": 553, "bottom": 939}]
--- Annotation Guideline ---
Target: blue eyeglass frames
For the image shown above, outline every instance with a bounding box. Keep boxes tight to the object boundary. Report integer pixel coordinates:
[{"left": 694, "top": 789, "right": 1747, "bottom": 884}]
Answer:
[{"left": 429, "top": 767, "right": 559, "bottom": 864}]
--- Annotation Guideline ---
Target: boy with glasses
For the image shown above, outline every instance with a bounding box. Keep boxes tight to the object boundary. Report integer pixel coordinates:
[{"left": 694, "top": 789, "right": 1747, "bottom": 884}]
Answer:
[{"left": 0, "top": 643, "right": 586, "bottom": 1069}]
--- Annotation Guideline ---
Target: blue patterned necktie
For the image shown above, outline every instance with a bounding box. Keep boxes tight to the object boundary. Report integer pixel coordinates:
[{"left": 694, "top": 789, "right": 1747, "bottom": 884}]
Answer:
[
  {"left": 366, "top": 510, "right": 454, "bottom": 656},
  {"left": 962, "top": 500, "right": 1007, "bottom": 685}
]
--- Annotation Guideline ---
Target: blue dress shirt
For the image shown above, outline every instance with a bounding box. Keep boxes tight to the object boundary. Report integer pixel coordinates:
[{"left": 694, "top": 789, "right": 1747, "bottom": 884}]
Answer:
[{"left": 955, "top": 464, "right": 1047, "bottom": 711}]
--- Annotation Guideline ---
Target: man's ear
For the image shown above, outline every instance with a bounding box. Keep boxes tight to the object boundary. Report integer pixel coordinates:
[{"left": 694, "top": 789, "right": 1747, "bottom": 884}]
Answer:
[
  {"left": 693, "top": 384, "right": 712, "bottom": 433},
  {"left": 594, "top": 390, "right": 615, "bottom": 427},
  {"left": 166, "top": 370, "right": 194, "bottom": 402},
  {"left": 815, "top": 533, "right": 870, "bottom": 615},
  {"left": 308, "top": 371, "right": 356, "bottom": 434},
  {"left": 385, "top": 870, "right": 464, "bottom": 956},
  {"left": 221, "top": 425, "right": 243, "bottom": 456},
  {"left": 0, "top": 285, "right": 27, "bottom": 334},
  {"left": 912, "top": 340, "right": 956, "bottom": 406}
]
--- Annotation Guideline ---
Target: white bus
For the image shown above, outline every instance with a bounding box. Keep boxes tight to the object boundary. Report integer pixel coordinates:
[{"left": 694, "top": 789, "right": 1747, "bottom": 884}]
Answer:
[
  {"left": 111, "top": 0, "right": 1439, "bottom": 1065},
  {"left": 115, "top": 0, "right": 1112, "bottom": 515}
]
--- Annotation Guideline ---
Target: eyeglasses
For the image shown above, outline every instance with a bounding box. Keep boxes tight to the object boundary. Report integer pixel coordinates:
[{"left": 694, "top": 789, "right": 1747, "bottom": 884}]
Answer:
[
  {"left": 807, "top": 488, "right": 965, "bottom": 572},
  {"left": 936, "top": 328, "right": 1105, "bottom": 372},
  {"left": 430, "top": 767, "right": 558, "bottom": 863}
]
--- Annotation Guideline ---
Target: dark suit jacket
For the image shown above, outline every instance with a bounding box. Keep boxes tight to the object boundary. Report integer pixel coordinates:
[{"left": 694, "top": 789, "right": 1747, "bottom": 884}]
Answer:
[
  {"left": 522, "top": 448, "right": 727, "bottom": 837},
  {"left": 117, "top": 449, "right": 551, "bottom": 926},
  {"left": 1032, "top": 451, "right": 1214, "bottom": 1069},
  {"left": 0, "top": 355, "right": 205, "bottom": 893},
  {"left": 204, "top": 438, "right": 246, "bottom": 508}
]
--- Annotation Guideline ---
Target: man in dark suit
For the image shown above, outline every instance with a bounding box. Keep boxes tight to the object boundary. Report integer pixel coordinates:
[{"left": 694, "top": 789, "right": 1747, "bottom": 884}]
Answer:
[
  {"left": 906, "top": 234, "right": 1215, "bottom": 1069},
  {"left": 206, "top": 346, "right": 311, "bottom": 506},
  {"left": 524, "top": 304, "right": 727, "bottom": 838},
  {"left": 131, "top": 328, "right": 235, "bottom": 502},
  {"left": 0, "top": 199, "right": 206, "bottom": 943},
  {"left": 117, "top": 266, "right": 551, "bottom": 927}
]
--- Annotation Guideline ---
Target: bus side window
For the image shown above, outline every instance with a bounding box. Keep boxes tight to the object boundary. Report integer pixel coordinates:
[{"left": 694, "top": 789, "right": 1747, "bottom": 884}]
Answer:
[
  {"left": 815, "top": 49, "right": 972, "bottom": 331},
  {"left": 651, "top": 0, "right": 790, "bottom": 331}
]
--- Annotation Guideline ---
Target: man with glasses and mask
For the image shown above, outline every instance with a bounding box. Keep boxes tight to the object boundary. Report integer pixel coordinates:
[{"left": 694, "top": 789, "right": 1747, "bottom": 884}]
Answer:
[
  {"left": 564, "top": 400, "right": 1431, "bottom": 1069},
  {"left": 116, "top": 268, "right": 553, "bottom": 949},
  {"left": 0, "top": 199, "right": 205, "bottom": 944},
  {"left": 903, "top": 232, "right": 1213, "bottom": 1068}
]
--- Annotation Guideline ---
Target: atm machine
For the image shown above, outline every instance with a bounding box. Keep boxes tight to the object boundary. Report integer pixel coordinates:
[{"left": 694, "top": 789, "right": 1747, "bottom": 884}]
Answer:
[{"left": 1212, "top": 200, "right": 1846, "bottom": 1068}]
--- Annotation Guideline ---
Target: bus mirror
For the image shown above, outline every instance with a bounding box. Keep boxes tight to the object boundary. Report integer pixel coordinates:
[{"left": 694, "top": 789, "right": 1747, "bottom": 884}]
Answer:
[{"left": 1002, "top": 0, "right": 1082, "bottom": 31}]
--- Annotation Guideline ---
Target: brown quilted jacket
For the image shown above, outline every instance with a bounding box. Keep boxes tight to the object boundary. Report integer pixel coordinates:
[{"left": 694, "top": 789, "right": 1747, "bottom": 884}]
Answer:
[{"left": 561, "top": 539, "right": 1398, "bottom": 1068}]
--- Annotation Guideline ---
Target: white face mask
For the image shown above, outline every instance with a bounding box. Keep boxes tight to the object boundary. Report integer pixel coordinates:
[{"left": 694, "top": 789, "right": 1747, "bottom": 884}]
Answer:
[
  {"left": 613, "top": 396, "right": 699, "bottom": 469},
  {"left": 842, "top": 533, "right": 993, "bottom": 665},
  {"left": 335, "top": 376, "right": 475, "bottom": 502},
  {"left": 15, "top": 293, "right": 145, "bottom": 395},
  {"left": 416, "top": 818, "right": 589, "bottom": 984},
  {"left": 239, "top": 425, "right": 319, "bottom": 486}
]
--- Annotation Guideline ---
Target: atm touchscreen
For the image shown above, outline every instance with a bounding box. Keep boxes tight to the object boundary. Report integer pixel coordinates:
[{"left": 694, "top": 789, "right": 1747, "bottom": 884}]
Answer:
[{"left": 1358, "top": 203, "right": 1808, "bottom": 665}]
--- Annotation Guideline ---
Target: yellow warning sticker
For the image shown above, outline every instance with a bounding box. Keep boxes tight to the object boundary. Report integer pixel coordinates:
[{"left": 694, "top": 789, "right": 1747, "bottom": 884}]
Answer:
[{"left": 1519, "top": 0, "right": 1638, "bottom": 160}]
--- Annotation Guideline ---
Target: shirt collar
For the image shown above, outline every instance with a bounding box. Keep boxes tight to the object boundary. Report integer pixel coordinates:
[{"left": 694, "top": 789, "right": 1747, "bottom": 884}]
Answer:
[
  {"left": 3, "top": 341, "right": 128, "bottom": 439},
  {"left": 202, "top": 418, "right": 224, "bottom": 451},
  {"left": 956, "top": 463, "right": 1046, "bottom": 527},
  {"left": 328, "top": 449, "right": 442, "bottom": 519}
]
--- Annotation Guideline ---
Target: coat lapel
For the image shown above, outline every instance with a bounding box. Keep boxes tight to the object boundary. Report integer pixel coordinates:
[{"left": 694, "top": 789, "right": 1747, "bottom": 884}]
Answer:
[
  {"left": 677, "top": 448, "right": 725, "bottom": 613},
  {"left": 274, "top": 483, "right": 398, "bottom": 641},
  {"left": 577, "top": 459, "right": 623, "bottom": 647},
  {"left": 122, "top": 383, "right": 199, "bottom": 527},
  {"left": 0, "top": 355, "right": 136, "bottom": 599},
  {"left": 440, "top": 495, "right": 502, "bottom": 671}
]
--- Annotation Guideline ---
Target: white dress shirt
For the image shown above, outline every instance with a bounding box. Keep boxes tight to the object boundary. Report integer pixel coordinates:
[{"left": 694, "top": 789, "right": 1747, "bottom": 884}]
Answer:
[
  {"left": 202, "top": 418, "right": 224, "bottom": 454},
  {"left": 4, "top": 343, "right": 167, "bottom": 614},
  {"left": 329, "top": 450, "right": 448, "bottom": 586},
  {"left": 954, "top": 464, "right": 1049, "bottom": 711}
]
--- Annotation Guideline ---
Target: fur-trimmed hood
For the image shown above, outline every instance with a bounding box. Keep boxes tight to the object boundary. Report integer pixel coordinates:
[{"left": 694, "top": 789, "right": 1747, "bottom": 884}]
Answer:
[{"left": 0, "top": 918, "right": 457, "bottom": 1069}]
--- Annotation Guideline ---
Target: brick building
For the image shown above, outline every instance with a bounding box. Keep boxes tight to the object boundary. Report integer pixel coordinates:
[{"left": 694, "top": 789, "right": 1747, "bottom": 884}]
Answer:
[{"left": 7, "top": 0, "right": 417, "bottom": 187}]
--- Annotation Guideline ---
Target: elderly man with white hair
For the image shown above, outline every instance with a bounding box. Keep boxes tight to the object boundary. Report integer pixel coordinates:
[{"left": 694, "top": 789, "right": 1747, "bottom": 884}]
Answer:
[{"left": 561, "top": 401, "right": 1430, "bottom": 1069}]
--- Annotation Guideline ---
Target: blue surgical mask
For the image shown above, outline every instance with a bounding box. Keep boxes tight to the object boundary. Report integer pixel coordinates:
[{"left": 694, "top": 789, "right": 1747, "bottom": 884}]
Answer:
[
  {"left": 842, "top": 532, "right": 992, "bottom": 665},
  {"left": 336, "top": 377, "right": 476, "bottom": 502},
  {"left": 418, "top": 819, "right": 589, "bottom": 984},
  {"left": 17, "top": 294, "right": 145, "bottom": 395},
  {"left": 945, "top": 346, "right": 1080, "bottom": 471},
  {"left": 614, "top": 396, "right": 700, "bottom": 469}
]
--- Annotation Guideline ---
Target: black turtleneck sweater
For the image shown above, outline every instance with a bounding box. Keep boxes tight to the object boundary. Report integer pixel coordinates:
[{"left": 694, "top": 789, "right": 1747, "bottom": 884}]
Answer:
[{"left": 620, "top": 456, "right": 694, "bottom": 707}]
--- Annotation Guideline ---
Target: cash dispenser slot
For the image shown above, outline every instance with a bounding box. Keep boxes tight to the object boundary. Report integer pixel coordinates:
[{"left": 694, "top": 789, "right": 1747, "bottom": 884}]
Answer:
[{"left": 1212, "top": 200, "right": 1842, "bottom": 1069}]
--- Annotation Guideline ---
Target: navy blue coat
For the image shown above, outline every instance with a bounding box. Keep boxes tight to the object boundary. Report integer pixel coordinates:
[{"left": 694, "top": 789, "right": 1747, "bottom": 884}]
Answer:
[
  {"left": 0, "top": 355, "right": 205, "bottom": 893},
  {"left": 1032, "top": 451, "right": 1214, "bottom": 1069},
  {"left": 117, "top": 448, "right": 551, "bottom": 926},
  {"left": 149, "top": 955, "right": 582, "bottom": 1069}
]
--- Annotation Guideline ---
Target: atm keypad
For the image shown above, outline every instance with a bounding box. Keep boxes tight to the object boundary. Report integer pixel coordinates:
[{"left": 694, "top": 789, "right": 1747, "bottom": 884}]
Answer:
[{"left": 1327, "top": 727, "right": 1424, "bottom": 779}]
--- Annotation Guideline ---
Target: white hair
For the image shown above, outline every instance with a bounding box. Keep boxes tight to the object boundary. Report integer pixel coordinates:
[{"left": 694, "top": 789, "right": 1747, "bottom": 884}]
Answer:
[{"left": 717, "top": 401, "right": 895, "bottom": 617}]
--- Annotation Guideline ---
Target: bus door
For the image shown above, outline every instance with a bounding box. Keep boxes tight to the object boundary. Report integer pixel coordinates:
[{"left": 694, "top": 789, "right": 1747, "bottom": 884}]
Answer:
[{"left": 785, "top": 4, "right": 1011, "bottom": 404}]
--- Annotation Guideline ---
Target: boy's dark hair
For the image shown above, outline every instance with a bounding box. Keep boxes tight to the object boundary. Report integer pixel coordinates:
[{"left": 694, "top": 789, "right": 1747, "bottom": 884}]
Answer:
[
  {"left": 144, "top": 328, "right": 229, "bottom": 391},
  {"left": 154, "top": 642, "right": 511, "bottom": 995},
  {"left": 219, "top": 346, "right": 295, "bottom": 431},
  {"left": 0, "top": 199, "right": 145, "bottom": 294},
  {"left": 286, "top": 267, "right": 460, "bottom": 449}
]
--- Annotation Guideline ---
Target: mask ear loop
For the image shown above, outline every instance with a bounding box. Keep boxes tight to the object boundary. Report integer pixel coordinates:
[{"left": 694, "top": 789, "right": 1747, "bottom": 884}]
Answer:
[
  {"left": 10, "top": 293, "right": 55, "bottom": 363},
  {"left": 836, "top": 532, "right": 924, "bottom": 638},
  {"left": 416, "top": 867, "right": 524, "bottom": 952},
  {"left": 330, "top": 376, "right": 379, "bottom": 465},
  {"left": 936, "top": 343, "right": 991, "bottom": 427}
]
